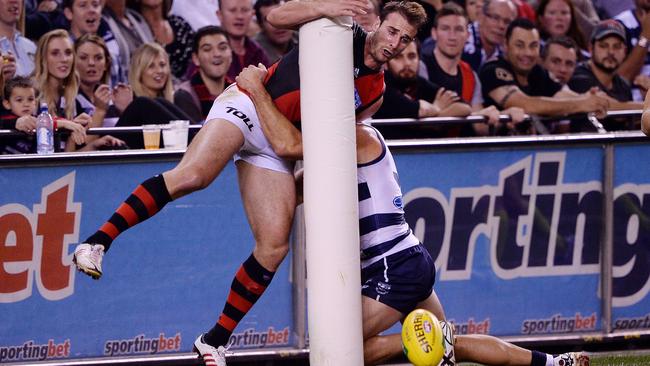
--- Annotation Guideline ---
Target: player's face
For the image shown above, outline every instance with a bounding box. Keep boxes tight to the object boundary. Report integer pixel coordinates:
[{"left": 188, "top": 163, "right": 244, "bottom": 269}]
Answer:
[
  {"left": 479, "top": 0, "right": 516, "bottom": 47},
  {"left": 542, "top": 43, "right": 576, "bottom": 84},
  {"left": 46, "top": 36, "right": 74, "bottom": 81},
  {"left": 0, "top": 0, "right": 22, "bottom": 25},
  {"left": 368, "top": 12, "right": 417, "bottom": 68},
  {"left": 540, "top": 0, "right": 571, "bottom": 38},
  {"left": 259, "top": 3, "right": 294, "bottom": 45},
  {"left": 387, "top": 41, "right": 418, "bottom": 81},
  {"left": 432, "top": 15, "right": 469, "bottom": 59},
  {"left": 217, "top": 0, "right": 254, "bottom": 39},
  {"left": 7, "top": 87, "right": 36, "bottom": 117},
  {"left": 141, "top": 53, "right": 169, "bottom": 94},
  {"left": 505, "top": 27, "right": 540, "bottom": 75},
  {"left": 591, "top": 36, "right": 626, "bottom": 73},
  {"left": 193, "top": 33, "right": 232, "bottom": 80},
  {"left": 66, "top": 0, "right": 102, "bottom": 36},
  {"left": 76, "top": 41, "right": 107, "bottom": 85}
]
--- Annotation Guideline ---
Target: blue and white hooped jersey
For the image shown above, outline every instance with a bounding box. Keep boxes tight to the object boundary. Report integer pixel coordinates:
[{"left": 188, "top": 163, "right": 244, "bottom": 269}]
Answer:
[{"left": 358, "top": 127, "right": 419, "bottom": 268}]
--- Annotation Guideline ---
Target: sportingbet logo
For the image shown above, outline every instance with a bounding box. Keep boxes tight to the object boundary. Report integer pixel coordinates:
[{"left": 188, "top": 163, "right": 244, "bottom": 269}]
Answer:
[
  {"left": 0, "top": 173, "right": 80, "bottom": 303},
  {"left": 403, "top": 152, "right": 650, "bottom": 307}
]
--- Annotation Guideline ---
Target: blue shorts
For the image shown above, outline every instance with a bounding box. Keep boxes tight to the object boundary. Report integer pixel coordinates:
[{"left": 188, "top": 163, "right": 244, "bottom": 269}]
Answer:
[{"left": 361, "top": 244, "right": 436, "bottom": 314}]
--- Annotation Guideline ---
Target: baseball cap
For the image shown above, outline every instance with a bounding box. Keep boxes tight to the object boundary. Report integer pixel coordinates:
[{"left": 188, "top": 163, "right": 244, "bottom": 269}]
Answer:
[{"left": 590, "top": 20, "right": 626, "bottom": 43}]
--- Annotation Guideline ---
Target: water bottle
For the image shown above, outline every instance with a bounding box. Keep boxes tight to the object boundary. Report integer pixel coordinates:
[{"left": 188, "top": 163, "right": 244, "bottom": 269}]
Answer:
[{"left": 36, "top": 102, "right": 54, "bottom": 155}]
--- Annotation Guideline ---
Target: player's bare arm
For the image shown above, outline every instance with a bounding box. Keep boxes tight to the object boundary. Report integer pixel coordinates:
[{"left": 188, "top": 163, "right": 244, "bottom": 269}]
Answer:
[
  {"left": 236, "top": 65, "right": 304, "bottom": 159},
  {"left": 266, "top": 0, "right": 370, "bottom": 30}
]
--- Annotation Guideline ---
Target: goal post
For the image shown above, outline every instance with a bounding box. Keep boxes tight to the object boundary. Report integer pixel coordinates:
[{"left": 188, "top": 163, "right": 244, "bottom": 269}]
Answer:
[{"left": 299, "top": 17, "right": 364, "bottom": 366}]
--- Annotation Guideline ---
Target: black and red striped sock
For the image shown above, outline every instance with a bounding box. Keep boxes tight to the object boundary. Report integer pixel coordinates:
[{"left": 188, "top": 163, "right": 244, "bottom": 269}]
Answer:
[
  {"left": 84, "top": 174, "right": 172, "bottom": 251},
  {"left": 204, "top": 254, "right": 275, "bottom": 347}
]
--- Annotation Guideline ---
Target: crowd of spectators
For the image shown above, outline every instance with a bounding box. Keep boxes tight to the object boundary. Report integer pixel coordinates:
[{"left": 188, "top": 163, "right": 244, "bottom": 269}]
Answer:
[{"left": 0, "top": 0, "right": 649, "bottom": 154}]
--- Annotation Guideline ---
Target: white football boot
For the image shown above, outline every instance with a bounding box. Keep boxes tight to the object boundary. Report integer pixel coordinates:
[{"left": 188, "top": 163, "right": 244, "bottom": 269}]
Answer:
[
  {"left": 553, "top": 352, "right": 590, "bottom": 366},
  {"left": 193, "top": 334, "right": 227, "bottom": 366},
  {"left": 437, "top": 321, "right": 456, "bottom": 366},
  {"left": 73, "top": 243, "right": 105, "bottom": 279}
]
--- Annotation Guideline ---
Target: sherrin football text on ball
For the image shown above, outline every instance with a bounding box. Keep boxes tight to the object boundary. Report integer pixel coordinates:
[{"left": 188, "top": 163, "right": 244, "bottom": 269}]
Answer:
[{"left": 401, "top": 309, "right": 444, "bottom": 366}]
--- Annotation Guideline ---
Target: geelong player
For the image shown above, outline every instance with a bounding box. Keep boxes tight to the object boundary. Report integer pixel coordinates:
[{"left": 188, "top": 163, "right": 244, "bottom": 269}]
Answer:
[
  {"left": 72, "top": 1, "right": 428, "bottom": 365},
  {"left": 235, "top": 64, "right": 590, "bottom": 366}
]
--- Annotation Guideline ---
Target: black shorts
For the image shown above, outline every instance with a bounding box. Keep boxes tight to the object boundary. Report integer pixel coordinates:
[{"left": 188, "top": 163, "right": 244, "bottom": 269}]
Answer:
[{"left": 361, "top": 244, "right": 436, "bottom": 314}]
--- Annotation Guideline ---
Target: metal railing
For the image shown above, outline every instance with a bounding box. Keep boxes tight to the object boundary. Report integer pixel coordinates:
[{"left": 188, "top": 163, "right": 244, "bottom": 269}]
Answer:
[{"left": 0, "top": 110, "right": 644, "bottom": 141}]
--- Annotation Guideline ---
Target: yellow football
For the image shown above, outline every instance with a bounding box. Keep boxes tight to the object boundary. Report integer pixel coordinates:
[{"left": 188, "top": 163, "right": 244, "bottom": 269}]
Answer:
[{"left": 401, "top": 309, "right": 444, "bottom": 366}]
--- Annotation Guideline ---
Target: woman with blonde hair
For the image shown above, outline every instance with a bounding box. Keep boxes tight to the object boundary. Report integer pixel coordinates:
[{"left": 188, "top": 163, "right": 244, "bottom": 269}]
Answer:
[
  {"left": 115, "top": 42, "right": 191, "bottom": 148},
  {"left": 34, "top": 29, "right": 89, "bottom": 150},
  {"left": 129, "top": 41, "right": 174, "bottom": 101}
]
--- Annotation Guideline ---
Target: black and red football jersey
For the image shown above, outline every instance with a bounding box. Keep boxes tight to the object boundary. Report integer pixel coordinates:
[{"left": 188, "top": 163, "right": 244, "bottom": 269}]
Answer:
[{"left": 263, "top": 23, "right": 385, "bottom": 123}]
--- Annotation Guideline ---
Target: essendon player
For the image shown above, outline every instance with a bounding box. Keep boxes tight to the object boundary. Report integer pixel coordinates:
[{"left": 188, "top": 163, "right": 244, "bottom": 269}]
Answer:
[{"left": 72, "top": 2, "right": 426, "bottom": 365}]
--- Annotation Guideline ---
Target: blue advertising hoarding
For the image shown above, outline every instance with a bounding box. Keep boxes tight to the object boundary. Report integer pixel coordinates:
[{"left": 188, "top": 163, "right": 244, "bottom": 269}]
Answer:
[
  {"left": 0, "top": 160, "right": 293, "bottom": 363},
  {"left": 2, "top": 139, "right": 650, "bottom": 363}
]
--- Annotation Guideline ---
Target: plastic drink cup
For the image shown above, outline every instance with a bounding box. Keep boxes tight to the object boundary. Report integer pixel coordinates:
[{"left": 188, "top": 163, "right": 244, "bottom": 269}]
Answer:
[
  {"left": 142, "top": 124, "right": 161, "bottom": 150},
  {"left": 169, "top": 120, "right": 190, "bottom": 149}
]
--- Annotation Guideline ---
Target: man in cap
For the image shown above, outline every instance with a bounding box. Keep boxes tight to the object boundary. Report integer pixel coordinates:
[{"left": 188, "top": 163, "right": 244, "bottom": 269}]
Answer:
[{"left": 569, "top": 19, "right": 643, "bottom": 129}]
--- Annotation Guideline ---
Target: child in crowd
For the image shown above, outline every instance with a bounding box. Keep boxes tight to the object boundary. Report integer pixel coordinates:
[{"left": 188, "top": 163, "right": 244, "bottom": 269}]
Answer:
[{"left": 3, "top": 76, "right": 124, "bottom": 153}]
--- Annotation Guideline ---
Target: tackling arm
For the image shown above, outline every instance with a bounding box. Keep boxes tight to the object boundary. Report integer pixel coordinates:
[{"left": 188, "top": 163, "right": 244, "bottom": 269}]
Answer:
[{"left": 266, "top": 0, "right": 370, "bottom": 30}]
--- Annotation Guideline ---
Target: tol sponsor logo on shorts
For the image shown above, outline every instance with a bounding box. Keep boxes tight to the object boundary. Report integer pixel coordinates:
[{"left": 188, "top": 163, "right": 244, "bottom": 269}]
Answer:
[
  {"left": 521, "top": 313, "right": 597, "bottom": 335},
  {"left": 225, "top": 106, "right": 254, "bottom": 131},
  {"left": 448, "top": 318, "right": 490, "bottom": 334},
  {"left": 227, "top": 327, "right": 290, "bottom": 349},
  {"left": 104, "top": 333, "right": 181, "bottom": 356},
  {"left": 0, "top": 173, "right": 80, "bottom": 303},
  {"left": 0, "top": 339, "right": 70, "bottom": 363}
]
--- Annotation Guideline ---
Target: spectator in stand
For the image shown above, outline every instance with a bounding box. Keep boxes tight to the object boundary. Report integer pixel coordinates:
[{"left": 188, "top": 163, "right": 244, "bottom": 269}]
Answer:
[
  {"left": 1, "top": 75, "right": 37, "bottom": 153},
  {"left": 102, "top": 0, "right": 154, "bottom": 84},
  {"left": 422, "top": 3, "right": 525, "bottom": 135},
  {"left": 569, "top": 20, "right": 644, "bottom": 130},
  {"left": 129, "top": 0, "right": 195, "bottom": 80},
  {"left": 353, "top": 0, "right": 380, "bottom": 31},
  {"left": 536, "top": 0, "right": 588, "bottom": 54},
  {"left": 75, "top": 34, "right": 122, "bottom": 128},
  {"left": 571, "top": 0, "right": 600, "bottom": 42},
  {"left": 541, "top": 36, "right": 579, "bottom": 85},
  {"left": 594, "top": 0, "right": 635, "bottom": 20},
  {"left": 115, "top": 42, "right": 192, "bottom": 147},
  {"left": 374, "top": 40, "right": 471, "bottom": 121},
  {"left": 170, "top": 0, "right": 220, "bottom": 31},
  {"left": 465, "top": 0, "right": 483, "bottom": 23},
  {"left": 218, "top": 0, "right": 270, "bottom": 80},
  {"left": 253, "top": 0, "right": 295, "bottom": 63},
  {"left": 512, "top": 0, "right": 535, "bottom": 22},
  {"left": 479, "top": 19, "right": 610, "bottom": 132},
  {"left": 175, "top": 26, "right": 232, "bottom": 123},
  {"left": 63, "top": 0, "right": 123, "bottom": 86},
  {"left": 0, "top": 0, "right": 36, "bottom": 77},
  {"left": 540, "top": 36, "right": 579, "bottom": 133},
  {"left": 615, "top": 0, "right": 650, "bottom": 101},
  {"left": 35, "top": 29, "right": 121, "bottom": 151},
  {"left": 463, "top": 0, "right": 517, "bottom": 72}
]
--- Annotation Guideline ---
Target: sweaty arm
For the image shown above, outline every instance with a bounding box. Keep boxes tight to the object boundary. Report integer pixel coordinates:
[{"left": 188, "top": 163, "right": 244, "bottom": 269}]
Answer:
[
  {"left": 237, "top": 66, "right": 304, "bottom": 160},
  {"left": 266, "top": 0, "right": 370, "bottom": 30}
]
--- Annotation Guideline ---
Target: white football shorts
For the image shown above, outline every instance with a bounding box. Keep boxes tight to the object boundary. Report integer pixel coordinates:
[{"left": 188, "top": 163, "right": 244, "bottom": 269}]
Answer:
[{"left": 205, "top": 84, "right": 293, "bottom": 174}]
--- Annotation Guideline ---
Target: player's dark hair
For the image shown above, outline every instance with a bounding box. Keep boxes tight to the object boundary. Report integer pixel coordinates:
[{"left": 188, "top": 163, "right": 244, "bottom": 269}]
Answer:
[
  {"left": 505, "top": 18, "right": 536, "bottom": 42},
  {"left": 192, "top": 26, "right": 229, "bottom": 54},
  {"left": 4, "top": 76, "right": 38, "bottom": 101},
  {"left": 381, "top": 1, "right": 428, "bottom": 32},
  {"left": 433, "top": 2, "right": 467, "bottom": 28},
  {"left": 541, "top": 35, "right": 579, "bottom": 60},
  {"left": 254, "top": 0, "right": 283, "bottom": 26}
]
